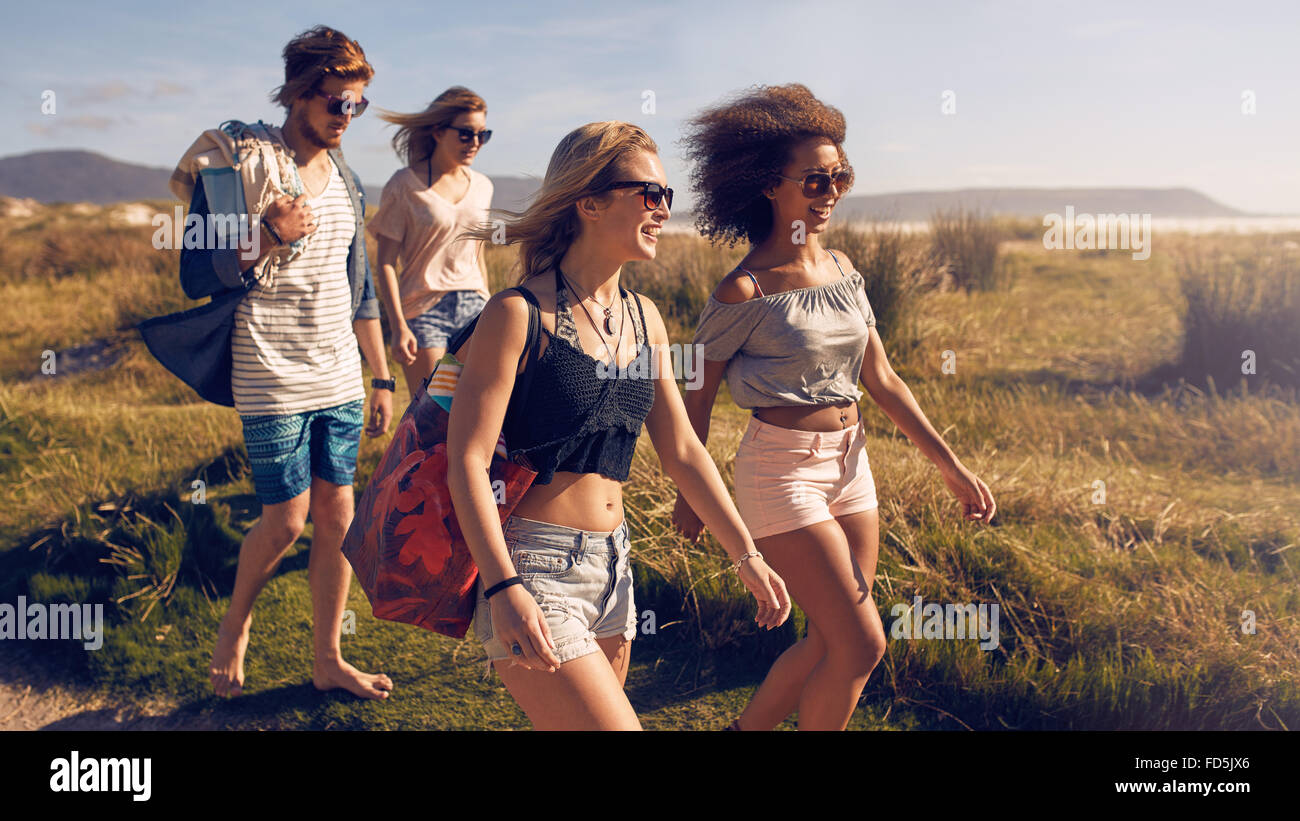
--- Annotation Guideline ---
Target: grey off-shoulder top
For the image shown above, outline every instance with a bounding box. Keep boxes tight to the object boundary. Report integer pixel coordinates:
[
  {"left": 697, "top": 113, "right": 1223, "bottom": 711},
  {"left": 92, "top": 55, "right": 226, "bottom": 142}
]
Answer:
[{"left": 691, "top": 251, "right": 877, "bottom": 409}]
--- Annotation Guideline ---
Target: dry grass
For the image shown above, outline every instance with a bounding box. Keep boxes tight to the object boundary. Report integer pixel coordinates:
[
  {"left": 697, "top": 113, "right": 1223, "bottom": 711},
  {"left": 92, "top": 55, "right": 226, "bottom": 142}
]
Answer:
[
  {"left": 3, "top": 202, "right": 1297, "bottom": 728},
  {"left": 930, "top": 207, "right": 1010, "bottom": 293},
  {"left": 1171, "top": 235, "right": 1300, "bottom": 393}
]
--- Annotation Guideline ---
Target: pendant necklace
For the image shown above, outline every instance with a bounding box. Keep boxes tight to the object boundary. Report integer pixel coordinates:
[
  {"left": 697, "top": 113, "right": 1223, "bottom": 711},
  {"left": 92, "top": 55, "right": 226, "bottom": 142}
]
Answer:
[
  {"left": 560, "top": 269, "right": 619, "bottom": 335},
  {"left": 559, "top": 270, "right": 624, "bottom": 365}
]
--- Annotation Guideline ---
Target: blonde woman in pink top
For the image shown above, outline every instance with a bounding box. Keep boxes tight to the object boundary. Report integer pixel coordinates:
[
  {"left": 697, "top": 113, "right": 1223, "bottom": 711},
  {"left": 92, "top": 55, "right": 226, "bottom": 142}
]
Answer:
[{"left": 370, "top": 87, "right": 495, "bottom": 399}]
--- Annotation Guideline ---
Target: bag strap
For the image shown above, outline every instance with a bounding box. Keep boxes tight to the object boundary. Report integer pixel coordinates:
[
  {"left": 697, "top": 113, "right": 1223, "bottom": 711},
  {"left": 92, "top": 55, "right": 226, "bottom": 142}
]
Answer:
[
  {"left": 503, "top": 287, "right": 542, "bottom": 429},
  {"left": 630, "top": 291, "right": 647, "bottom": 345}
]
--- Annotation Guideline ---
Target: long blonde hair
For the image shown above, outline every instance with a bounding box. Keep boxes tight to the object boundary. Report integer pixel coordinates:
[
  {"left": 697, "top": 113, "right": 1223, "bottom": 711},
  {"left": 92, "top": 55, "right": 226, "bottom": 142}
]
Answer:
[
  {"left": 379, "top": 86, "right": 487, "bottom": 166},
  {"left": 466, "top": 121, "right": 659, "bottom": 284}
]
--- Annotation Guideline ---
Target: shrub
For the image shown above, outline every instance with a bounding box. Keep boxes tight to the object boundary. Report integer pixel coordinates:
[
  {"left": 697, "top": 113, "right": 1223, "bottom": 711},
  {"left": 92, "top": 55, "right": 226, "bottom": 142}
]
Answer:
[
  {"left": 1176, "top": 240, "right": 1300, "bottom": 394},
  {"left": 929, "top": 207, "right": 1008, "bottom": 292},
  {"left": 821, "top": 222, "right": 938, "bottom": 355}
]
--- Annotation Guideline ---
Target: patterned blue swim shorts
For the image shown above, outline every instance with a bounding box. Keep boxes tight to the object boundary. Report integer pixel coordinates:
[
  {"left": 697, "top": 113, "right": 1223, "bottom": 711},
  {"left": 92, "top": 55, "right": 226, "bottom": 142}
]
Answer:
[{"left": 239, "top": 399, "right": 365, "bottom": 505}]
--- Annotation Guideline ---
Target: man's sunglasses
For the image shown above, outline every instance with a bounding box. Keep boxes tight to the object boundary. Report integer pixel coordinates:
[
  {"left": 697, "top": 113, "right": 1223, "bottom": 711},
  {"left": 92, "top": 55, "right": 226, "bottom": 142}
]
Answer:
[
  {"left": 603, "top": 181, "right": 673, "bottom": 211},
  {"left": 777, "top": 167, "right": 854, "bottom": 198},
  {"left": 448, "top": 127, "right": 492, "bottom": 145},
  {"left": 314, "top": 90, "right": 369, "bottom": 117}
]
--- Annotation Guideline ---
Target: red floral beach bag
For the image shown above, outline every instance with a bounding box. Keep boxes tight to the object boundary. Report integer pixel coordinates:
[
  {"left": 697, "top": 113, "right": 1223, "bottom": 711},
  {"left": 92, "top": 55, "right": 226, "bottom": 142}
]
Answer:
[{"left": 341, "top": 288, "right": 542, "bottom": 638}]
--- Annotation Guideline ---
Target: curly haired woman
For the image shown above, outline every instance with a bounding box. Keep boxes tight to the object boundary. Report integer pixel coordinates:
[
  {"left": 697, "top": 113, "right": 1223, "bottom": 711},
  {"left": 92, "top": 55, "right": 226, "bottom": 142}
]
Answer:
[{"left": 673, "top": 84, "right": 997, "bottom": 730}]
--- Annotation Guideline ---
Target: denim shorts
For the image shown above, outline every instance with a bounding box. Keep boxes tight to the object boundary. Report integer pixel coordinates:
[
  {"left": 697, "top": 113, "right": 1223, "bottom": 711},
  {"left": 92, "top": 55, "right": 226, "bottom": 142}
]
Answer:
[
  {"left": 406, "top": 290, "right": 487, "bottom": 349},
  {"left": 238, "top": 399, "right": 365, "bottom": 505},
  {"left": 473, "top": 515, "right": 637, "bottom": 666}
]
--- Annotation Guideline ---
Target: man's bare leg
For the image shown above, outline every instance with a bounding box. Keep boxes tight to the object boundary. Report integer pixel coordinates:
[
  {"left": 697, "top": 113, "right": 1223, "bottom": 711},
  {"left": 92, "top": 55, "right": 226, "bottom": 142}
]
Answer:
[
  {"left": 210, "top": 489, "right": 311, "bottom": 697},
  {"left": 306, "top": 476, "right": 393, "bottom": 699}
]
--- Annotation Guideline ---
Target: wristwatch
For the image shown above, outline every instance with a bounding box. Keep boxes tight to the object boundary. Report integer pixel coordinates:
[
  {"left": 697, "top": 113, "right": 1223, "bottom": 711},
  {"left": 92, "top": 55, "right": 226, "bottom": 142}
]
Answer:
[{"left": 371, "top": 378, "right": 396, "bottom": 391}]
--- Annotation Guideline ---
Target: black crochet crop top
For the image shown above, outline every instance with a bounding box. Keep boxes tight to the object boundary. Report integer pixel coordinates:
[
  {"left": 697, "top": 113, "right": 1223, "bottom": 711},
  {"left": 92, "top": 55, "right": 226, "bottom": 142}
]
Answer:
[{"left": 501, "top": 271, "right": 657, "bottom": 485}]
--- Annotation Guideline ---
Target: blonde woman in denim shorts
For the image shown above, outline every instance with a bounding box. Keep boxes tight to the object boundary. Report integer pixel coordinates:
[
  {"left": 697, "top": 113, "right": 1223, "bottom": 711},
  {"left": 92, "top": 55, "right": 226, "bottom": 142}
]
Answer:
[
  {"left": 446, "top": 121, "right": 791, "bottom": 730},
  {"left": 673, "top": 84, "right": 998, "bottom": 731},
  {"left": 369, "top": 87, "right": 495, "bottom": 401}
]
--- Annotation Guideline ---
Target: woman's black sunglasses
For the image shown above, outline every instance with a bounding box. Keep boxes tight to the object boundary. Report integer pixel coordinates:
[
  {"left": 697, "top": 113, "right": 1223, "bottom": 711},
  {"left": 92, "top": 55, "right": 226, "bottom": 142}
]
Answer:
[
  {"left": 450, "top": 127, "right": 492, "bottom": 145},
  {"left": 603, "top": 181, "right": 673, "bottom": 211},
  {"left": 778, "top": 167, "right": 854, "bottom": 198},
  {"left": 314, "top": 90, "right": 369, "bottom": 117}
]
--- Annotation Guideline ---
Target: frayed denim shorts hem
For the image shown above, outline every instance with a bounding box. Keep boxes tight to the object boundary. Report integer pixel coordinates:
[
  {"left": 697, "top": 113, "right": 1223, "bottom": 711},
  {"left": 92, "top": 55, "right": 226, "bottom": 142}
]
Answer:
[{"left": 472, "top": 515, "right": 636, "bottom": 668}]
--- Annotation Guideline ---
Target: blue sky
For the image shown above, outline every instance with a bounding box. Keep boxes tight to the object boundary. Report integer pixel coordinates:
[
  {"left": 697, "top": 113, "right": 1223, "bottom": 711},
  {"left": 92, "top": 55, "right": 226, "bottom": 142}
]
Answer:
[{"left": 5, "top": 0, "right": 1299, "bottom": 213}]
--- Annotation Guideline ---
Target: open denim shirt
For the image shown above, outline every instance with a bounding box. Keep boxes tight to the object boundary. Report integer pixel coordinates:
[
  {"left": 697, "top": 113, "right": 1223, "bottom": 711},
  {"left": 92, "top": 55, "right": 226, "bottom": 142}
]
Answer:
[{"left": 139, "top": 147, "right": 379, "bottom": 407}]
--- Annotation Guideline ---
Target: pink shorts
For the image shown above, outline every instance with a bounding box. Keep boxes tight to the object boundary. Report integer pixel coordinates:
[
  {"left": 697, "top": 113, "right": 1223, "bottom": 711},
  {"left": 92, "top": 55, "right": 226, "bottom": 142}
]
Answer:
[{"left": 733, "top": 414, "right": 879, "bottom": 540}]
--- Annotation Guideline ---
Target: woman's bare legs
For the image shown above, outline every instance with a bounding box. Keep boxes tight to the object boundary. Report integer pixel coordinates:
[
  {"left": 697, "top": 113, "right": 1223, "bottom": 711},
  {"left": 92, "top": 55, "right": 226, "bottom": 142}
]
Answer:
[
  {"left": 732, "top": 620, "right": 825, "bottom": 729},
  {"left": 734, "top": 509, "right": 884, "bottom": 730},
  {"left": 494, "top": 636, "right": 639, "bottom": 730},
  {"left": 398, "top": 346, "right": 445, "bottom": 402},
  {"left": 597, "top": 634, "right": 633, "bottom": 688}
]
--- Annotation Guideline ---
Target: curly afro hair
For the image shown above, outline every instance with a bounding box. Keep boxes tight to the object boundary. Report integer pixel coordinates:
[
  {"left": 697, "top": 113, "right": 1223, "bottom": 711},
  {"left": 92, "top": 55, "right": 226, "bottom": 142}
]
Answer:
[{"left": 681, "top": 83, "right": 847, "bottom": 247}]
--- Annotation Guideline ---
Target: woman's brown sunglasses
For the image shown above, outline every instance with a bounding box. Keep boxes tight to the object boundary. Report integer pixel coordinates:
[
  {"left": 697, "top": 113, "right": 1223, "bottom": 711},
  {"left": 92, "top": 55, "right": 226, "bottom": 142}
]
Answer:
[{"left": 777, "top": 167, "right": 854, "bottom": 198}]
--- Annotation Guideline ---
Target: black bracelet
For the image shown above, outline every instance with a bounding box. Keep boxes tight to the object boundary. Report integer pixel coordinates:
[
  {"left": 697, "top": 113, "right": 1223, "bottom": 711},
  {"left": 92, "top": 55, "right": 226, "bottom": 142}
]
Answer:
[
  {"left": 484, "top": 576, "right": 522, "bottom": 600},
  {"left": 261, "top": 216, "right": 285, "bottom": 247}
]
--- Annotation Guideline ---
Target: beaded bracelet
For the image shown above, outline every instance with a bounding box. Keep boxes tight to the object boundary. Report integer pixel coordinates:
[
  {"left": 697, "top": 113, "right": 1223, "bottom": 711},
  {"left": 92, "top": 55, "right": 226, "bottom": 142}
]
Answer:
[{"left": 731, "top": 551, "right": 763, "bottom": 572}]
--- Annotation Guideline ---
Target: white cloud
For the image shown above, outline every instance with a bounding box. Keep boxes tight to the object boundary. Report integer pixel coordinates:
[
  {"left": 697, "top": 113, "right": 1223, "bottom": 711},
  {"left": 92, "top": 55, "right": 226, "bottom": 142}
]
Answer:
[
  {"left": 71, "top": 81, "right": 133, "bottom": 105},
  {"left": 151, "top": 80, "right": 189, "bottom": 98},
  {"left": 26, "top": 114, "right": 120, "bottom": 136}
]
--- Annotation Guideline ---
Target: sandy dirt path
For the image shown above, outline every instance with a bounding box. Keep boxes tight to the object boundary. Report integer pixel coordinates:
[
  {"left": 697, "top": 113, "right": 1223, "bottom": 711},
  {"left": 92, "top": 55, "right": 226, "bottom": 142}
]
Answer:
[{"left": 0, "top": 649, "right": 220, "bottom": 730}]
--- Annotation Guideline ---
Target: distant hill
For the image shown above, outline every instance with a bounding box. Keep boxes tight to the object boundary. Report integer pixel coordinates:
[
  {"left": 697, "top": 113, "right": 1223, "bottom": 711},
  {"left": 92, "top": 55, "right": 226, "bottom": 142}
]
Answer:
[
  {"left": 0, "top": 151, "right": 174, "bottom": 204},
  {"left": 485, "top": 183, "right": 1253, "bottom": 220},
  {"left": 0, "top": 150, "right": 1253, "bottom": 219},
  {"left": 0, "top": 149, "right": 540, "bottom": 211},
  {"left": 448, "top": 182, "right": 1256, "bottom": 220}
]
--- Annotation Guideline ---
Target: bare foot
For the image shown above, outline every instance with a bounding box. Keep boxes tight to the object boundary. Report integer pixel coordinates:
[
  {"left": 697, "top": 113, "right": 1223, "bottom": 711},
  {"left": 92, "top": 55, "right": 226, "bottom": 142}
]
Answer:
[
  {"left": 313, "top": 658, "right": 393, "bottom": 700},
  {"left": 210, "top": 616, "right": 250, "bottom": 698}
]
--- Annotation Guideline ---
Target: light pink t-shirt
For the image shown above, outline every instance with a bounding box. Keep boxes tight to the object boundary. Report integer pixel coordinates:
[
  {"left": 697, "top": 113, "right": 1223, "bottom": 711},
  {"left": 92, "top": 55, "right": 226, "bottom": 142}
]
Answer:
[{"left": 366, "top": 166, "right": 493, "bottom": 319}]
